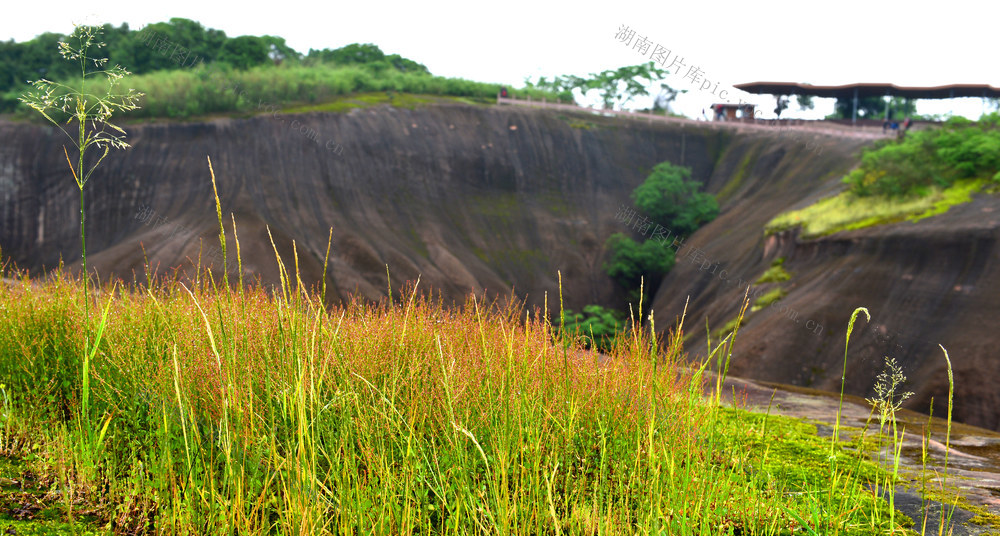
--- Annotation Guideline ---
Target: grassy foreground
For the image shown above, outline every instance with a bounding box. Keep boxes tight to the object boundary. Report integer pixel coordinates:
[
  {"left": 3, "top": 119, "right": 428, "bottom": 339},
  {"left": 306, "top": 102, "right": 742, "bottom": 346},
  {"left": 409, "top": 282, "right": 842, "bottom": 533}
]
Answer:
[{"left": 0, "top": 245, "right": 960, "bottom": 535}]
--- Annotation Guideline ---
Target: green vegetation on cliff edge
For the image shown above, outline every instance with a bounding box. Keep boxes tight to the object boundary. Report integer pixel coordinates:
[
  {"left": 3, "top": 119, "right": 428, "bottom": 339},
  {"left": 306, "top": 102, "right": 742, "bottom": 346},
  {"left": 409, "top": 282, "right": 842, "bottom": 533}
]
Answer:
[
  {"left": 766, "top": 114, "right": 1000, "bottom": 238},
  {"left": 1, "top": 20, "right": 564, "bottom": 120}
]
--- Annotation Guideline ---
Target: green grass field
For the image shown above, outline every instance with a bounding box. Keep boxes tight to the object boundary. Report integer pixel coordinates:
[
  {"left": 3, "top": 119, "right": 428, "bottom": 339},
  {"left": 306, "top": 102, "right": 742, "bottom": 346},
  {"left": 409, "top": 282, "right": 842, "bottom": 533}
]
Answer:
[{"left": 0, "top": 238, "right": 961, "bottom": 534}]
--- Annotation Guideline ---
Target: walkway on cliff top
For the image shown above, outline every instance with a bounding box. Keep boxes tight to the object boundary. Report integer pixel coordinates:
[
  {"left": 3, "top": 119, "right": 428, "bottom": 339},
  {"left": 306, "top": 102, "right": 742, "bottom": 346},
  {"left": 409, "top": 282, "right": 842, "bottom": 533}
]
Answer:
[{"left": 497, "top": 96, "right": 894, "bottom": 141}]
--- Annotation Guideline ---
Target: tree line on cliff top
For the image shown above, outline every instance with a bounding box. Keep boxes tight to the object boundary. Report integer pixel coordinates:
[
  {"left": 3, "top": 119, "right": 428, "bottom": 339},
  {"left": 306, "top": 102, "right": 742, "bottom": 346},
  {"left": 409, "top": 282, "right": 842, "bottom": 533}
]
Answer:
[
  {"left": 0, "top": 18, "right": 425, "bottom": 94},
  {"left": 0, "top": 18, "right": 563, "bottom": 117}
]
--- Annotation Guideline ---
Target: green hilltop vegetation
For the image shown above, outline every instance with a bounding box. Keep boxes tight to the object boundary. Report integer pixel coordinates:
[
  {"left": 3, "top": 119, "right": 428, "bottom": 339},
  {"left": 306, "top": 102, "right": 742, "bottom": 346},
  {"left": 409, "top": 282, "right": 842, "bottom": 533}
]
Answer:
[
  {"left": 0, "top": 18, "right": 566, "bottom": 120},
  {"left": 767, "top": 113, "right": 1000, "bottom": 238}
]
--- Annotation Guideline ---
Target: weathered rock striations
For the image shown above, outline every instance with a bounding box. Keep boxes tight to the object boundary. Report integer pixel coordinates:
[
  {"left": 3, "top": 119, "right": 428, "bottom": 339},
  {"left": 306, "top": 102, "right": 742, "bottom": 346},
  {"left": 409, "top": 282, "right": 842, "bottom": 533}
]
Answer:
[{"left": 1, "top": 106, "right": 725, "bottom": 308}]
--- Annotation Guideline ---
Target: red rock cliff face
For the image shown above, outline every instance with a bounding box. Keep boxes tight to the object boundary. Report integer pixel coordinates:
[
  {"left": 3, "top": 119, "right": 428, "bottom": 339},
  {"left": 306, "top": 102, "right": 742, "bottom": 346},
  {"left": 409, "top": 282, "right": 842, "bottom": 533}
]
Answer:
[
  {"left": 1, "top": 105, "right": 728, "bottom": 311},
  {"left": 3, "top": 104, "right": 998, "bottom": 430}
]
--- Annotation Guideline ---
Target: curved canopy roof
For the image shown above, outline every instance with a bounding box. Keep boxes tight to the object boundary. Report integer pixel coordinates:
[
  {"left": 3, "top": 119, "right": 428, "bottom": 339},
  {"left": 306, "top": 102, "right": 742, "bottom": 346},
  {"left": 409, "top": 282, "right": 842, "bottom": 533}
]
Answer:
[{"left": 734, "top": 82, "right": 1000, "bottom": 99}]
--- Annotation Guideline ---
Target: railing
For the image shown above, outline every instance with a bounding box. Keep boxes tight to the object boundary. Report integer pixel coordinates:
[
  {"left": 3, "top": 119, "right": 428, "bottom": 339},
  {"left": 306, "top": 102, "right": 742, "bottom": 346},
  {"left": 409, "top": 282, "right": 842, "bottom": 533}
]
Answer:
[{"left": 496, "top": 95, "right": 894, "bottom": 140}]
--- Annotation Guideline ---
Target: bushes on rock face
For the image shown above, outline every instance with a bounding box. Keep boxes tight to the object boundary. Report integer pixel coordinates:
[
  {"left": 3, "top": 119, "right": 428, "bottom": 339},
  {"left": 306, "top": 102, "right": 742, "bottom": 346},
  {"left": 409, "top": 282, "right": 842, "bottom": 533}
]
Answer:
[
  {"left": 586, "top": 161, "right": 718, "bottom": 322},
  {"left": 603, "top": 233, "right": 675, "bottom": 295},
  {"left": 843, "top": 113, "right": 1000, "bottom": 198},
  {"left": 630, "top": 162, "right": 720, "bottom": 237},
  {"left": 603, "top": 162, "right": 717, "bottom": 301}
]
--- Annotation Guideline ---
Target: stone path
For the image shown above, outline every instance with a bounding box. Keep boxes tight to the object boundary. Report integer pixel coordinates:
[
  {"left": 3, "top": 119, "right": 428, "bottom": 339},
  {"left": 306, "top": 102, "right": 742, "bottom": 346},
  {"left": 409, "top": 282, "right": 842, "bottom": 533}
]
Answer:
[{"left": 720, "top": 375, "right": 1000, "bottom": 535}]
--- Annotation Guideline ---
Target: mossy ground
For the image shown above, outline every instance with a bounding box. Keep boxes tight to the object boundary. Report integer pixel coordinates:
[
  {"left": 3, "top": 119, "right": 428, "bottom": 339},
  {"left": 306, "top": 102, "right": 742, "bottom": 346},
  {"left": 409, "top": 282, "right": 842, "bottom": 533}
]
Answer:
[
  {"left": 755, "top": 257, "right": 792, "bottom": 285},
  {"left": 751, "top": 287, "right": 788, "bottom": 312},
  {"left": 0, "top": 457, "right": 108, "bottom": 535},
  {"left": 765, "top": 179, "right": 990, "bottom": 239}
]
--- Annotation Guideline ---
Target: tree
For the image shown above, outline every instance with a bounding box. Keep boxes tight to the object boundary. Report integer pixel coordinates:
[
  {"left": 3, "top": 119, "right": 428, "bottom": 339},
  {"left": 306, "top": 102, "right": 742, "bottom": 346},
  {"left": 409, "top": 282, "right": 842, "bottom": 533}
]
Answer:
[
  {"left": 630, "top": 162, "right": 719, "bottom": 237},
  {"left": 259, "top": 36, "right": 300, "bottom": 65},
  {"left": 529, "top": 62, "right": 674, "bottom": 110},
  {"left": 774, "top": 95, "right": 789, "bottom": 118},
  {"left": 385, "top": 53, "right": 429, "bottom": 74},
  {"left": 796, "top": 94, "right": 814, "bottom": 111},
  {"left": 561, "top": 305, "right": 626, "bottom": 351},
  {"left": 524, "top": 74, "right": 585, "bottom": 94},
  {"left": 3, "top": 32, "right": 75, "bottom": 89},
  {"left": 602, "top": 161, "right": 718, "bottom": 308},
  {"left": 218, "top": 35, "right": 269, "bottom": 70},
  {"left": 578, "top": 62, "right": 670, "bottom": 110},
  {"left": 128, "top": 18, "right": 230, "bottom": 73},
  {"left": 603, "top": 233, "right": 675, "bottom": 300},
  {"left": 304, "top": 44, "right": 429, "bottom": 74},
  {"left": 653, "top": 83, "right": 685, "bottom": 114},
  {"left": 322, "top": 43, "right": 385, "bottom": 65},
  {"left": 830, "top": 95, "right": 917, "bottom": 120}
]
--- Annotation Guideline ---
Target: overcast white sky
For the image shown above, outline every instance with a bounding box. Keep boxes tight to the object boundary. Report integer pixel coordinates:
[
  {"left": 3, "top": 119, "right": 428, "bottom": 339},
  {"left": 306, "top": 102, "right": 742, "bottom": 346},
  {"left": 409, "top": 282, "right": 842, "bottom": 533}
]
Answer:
[{"left": 4, "top": 0, "right": 999, "bottom": 119}]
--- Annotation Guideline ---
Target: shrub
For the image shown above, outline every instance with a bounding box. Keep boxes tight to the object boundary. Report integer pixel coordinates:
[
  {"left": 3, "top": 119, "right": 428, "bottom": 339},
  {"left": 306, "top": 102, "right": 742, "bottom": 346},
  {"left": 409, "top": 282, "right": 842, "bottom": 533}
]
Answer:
[
  {"left": 844, "top": 113, "right": 1000, "bottom": 198},
  {"left": 630, "top": 162, "right": 719, "bottom": 237},
  {"left": 603, "top": 233, "right": 675, "bottom": 305}
]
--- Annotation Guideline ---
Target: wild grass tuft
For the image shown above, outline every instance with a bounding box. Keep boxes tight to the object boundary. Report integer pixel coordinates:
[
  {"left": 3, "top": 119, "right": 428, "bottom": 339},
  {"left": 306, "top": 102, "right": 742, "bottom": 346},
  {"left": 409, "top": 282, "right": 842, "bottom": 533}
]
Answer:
[{"left": 0, "top": 220, "right": 949, "bottom": 534}]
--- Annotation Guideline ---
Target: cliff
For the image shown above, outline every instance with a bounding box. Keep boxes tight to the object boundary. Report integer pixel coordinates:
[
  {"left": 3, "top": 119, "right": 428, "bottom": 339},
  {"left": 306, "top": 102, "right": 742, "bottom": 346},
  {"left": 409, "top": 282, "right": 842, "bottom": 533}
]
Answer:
[
  {"left": 652, "top": 128, "right": 1000, "bottom": 431},
  {"left": 1, "top": 106, "right": 728, "bottom": 309}
]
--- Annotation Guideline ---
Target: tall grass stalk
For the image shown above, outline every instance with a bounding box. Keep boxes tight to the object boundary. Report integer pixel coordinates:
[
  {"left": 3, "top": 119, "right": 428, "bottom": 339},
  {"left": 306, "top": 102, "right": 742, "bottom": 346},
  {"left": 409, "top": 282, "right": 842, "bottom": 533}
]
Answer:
[
  {"left": 937, "top": 344, "right": 956, "bottom": 536},
  {"left": 17, "top": 26, "right": 142, "bottom": 518},
  {"left": 833, "top": 307, "right": 870, "bottom": 458},
  {"left": 715, "top": 286, "right": 749, "bottom": 407}
]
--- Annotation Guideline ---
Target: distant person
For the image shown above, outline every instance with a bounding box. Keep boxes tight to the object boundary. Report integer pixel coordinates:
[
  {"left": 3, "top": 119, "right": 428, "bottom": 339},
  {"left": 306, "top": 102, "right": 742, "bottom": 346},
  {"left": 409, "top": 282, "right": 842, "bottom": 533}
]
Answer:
[
  {"left": 701, "top": 108, "right": 708, "bottom": 121},
  {"left": 883, "top": 120, "right": 890, "bottom": 132},
  {"left": 500, "top": 87, "right": 509, "bottom": 98},
  {"left": 715, "top": 104, "right": 726, "bottom": 121},
  {"left": 774, "top": 96, "right": 788, "bottom": 119},
  {"left": 898, "top": 117, "right": 912, "bottom": 140}
]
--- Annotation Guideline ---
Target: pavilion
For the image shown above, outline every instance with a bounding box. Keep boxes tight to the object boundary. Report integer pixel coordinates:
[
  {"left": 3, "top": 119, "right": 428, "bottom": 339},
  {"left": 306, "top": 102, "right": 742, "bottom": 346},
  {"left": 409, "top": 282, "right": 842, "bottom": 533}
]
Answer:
[
  {"left": 734, "top": 82, "right": 1000, "bottom": 124},
  {"left": 710, "top": 102, "right": 756, "bottom": 121}
]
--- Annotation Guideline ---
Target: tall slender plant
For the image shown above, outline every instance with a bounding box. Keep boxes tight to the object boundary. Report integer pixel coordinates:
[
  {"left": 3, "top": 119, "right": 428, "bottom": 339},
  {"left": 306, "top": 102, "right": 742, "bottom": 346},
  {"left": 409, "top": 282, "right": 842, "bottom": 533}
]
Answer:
[{"left": 18, "top": 24, "right": 141, "bottom": 438}]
